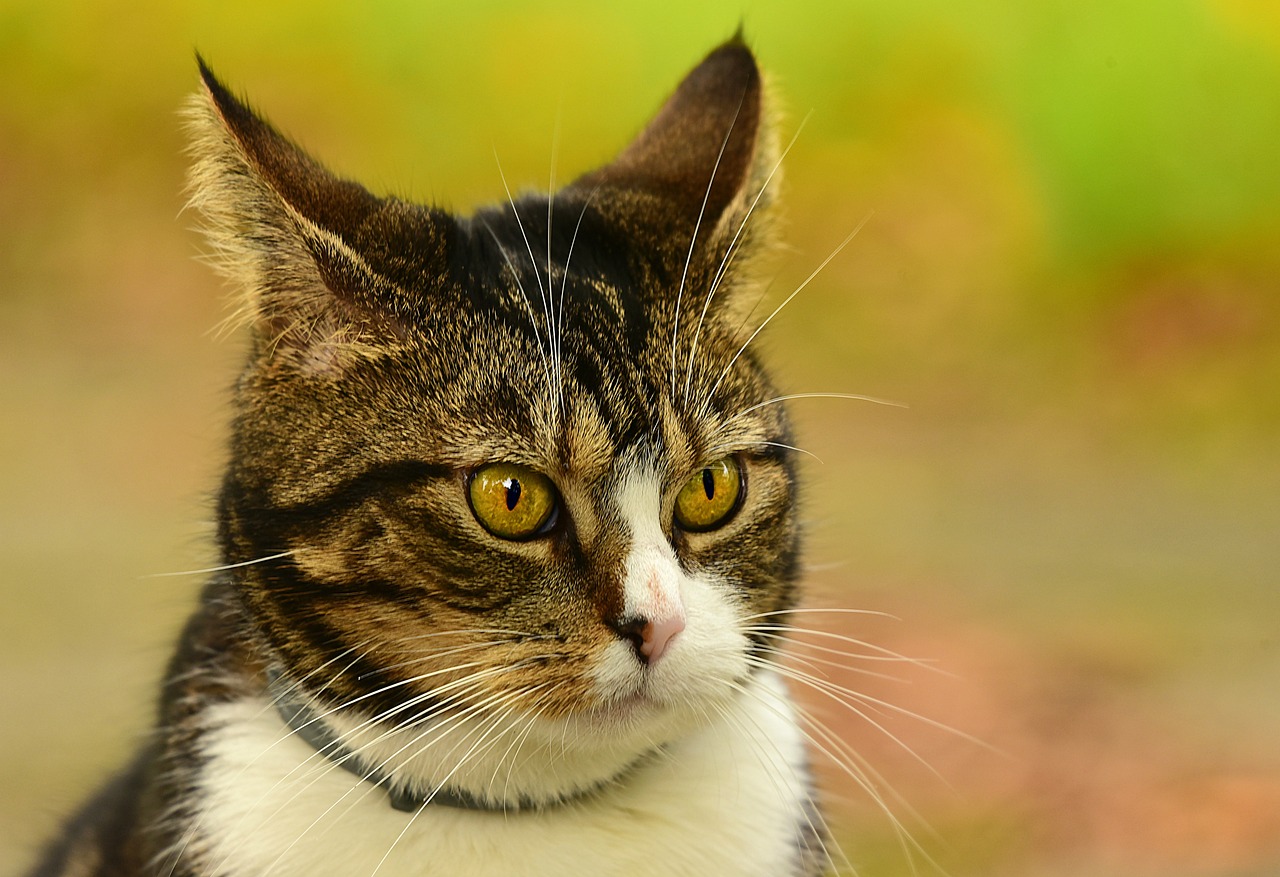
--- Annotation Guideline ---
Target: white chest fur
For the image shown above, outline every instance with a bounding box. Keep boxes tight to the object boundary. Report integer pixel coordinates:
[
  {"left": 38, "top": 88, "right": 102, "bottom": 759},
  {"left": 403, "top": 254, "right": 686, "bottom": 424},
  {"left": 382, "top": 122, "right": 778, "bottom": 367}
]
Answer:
[{"left": 188, "top": 671, "right": 812, "bottom": 877}]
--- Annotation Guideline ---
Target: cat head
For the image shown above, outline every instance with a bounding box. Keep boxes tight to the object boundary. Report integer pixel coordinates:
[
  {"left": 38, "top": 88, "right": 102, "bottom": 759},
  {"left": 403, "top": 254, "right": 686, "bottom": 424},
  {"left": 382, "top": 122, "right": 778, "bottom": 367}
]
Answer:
[{"left": 189, "top": 38, "right": 801, "bottom": 801}]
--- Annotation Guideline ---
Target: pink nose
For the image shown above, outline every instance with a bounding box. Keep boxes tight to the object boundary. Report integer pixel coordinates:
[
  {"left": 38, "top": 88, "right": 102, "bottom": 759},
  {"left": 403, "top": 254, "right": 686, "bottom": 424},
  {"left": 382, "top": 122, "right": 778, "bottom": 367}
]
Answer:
[
  {"left": 610, "top": 613, "right": 686, "bottom": 666},
  {"left": 638, "top": 614, "right": 685, "bottom": 665}
]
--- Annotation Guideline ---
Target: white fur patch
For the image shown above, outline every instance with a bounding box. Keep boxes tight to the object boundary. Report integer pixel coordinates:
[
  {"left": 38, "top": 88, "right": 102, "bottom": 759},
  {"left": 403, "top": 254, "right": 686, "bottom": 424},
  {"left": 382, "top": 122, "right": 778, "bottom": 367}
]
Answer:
[
  {"left": 616, "top": 471, "right": 686, "bottom": 626},
  {"left": 192, "top": 672, "right": 813, "bottom": 877},
  {"left": 589, "top": 466, "right": 748, "bottom": 706}
]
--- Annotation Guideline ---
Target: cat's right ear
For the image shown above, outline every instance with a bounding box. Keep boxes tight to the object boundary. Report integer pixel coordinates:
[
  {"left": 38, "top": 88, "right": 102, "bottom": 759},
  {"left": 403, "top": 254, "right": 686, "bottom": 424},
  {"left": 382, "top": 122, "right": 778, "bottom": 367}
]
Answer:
[
  {"left": 564, "top": 38, "right": 781, "bottom": 286},
  {"left": 186, "top": 57, "right": 453, "bottom": 375}
]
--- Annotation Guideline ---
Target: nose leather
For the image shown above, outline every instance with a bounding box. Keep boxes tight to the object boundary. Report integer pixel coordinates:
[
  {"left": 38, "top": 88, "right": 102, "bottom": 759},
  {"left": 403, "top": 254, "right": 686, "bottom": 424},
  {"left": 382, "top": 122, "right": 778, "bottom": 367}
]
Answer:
[
  {"left": 638, "top": 614, "right": 685, "bottom": 664},
  {"left": 608, "top": 611, "right": 685, "bottom": 666}
]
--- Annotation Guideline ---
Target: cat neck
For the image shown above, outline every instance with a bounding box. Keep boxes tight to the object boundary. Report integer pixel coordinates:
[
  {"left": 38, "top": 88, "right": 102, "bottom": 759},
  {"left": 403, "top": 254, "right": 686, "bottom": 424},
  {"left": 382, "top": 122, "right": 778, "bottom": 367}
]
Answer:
[
  {"left": 266, "top": 666, "right": 662, "bottom": 813},
  {"left": 264, "top": 664, "right": 720, "bottom": 814}
]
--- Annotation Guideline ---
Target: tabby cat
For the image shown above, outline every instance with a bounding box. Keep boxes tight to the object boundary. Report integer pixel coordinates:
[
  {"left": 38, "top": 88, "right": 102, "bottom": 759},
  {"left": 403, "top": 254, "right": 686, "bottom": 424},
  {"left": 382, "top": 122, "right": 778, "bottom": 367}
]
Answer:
[{"left": 31, "top": 37, "right": 835, "bottom": 877}]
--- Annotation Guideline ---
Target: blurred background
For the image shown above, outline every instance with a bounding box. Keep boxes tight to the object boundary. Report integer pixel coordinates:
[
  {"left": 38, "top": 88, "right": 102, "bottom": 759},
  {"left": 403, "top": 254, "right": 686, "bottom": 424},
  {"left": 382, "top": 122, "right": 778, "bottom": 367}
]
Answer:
[{"left": 3, "top": 1, "right": 1278, "bottom": 874}]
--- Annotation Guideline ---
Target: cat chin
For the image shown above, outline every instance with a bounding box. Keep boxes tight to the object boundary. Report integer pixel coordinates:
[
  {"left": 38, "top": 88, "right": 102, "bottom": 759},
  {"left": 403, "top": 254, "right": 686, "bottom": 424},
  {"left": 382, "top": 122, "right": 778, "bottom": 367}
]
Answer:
[
  {"left": 310, "top": 650, "right": 754, "bottom": 809},
  {"left": 307, "top": 700, "right": 683, "bottom": 809}
]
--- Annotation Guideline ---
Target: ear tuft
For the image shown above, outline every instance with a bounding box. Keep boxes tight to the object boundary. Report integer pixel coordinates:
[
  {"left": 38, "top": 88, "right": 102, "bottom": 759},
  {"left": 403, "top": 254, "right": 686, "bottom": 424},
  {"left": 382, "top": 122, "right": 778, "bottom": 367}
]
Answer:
[
  {"left": 194, "top": 57, "right": 385, "bottom": 241},
  {"left": 185, "top": 57, "right": 443, "bottom": 375}
]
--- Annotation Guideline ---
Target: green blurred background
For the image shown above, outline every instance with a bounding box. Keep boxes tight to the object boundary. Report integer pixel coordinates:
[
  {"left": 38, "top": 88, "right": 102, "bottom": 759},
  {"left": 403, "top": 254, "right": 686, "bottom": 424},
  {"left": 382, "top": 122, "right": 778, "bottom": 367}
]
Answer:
[{"left": 3, "top": 1, "right": 1278, "bottom": 874}]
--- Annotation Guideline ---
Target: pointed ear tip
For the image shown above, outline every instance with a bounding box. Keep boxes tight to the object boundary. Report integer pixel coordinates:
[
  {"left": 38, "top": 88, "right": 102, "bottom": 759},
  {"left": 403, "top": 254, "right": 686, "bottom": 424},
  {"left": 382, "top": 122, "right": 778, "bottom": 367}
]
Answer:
[
  {"left": 192, "top": 55, "right": 255, "bottom": 131},
  {"left": 701, "top": 35, "right": 762, "bottom": 86},
  {"left": 718, "top": 27, "right": 756, "bottom": 57},
  {"left": 193, "top": 53, "right": 240, "bottom": 112},
  {"left": 194, "top": 52, "right": 217, "bottom": 89}
]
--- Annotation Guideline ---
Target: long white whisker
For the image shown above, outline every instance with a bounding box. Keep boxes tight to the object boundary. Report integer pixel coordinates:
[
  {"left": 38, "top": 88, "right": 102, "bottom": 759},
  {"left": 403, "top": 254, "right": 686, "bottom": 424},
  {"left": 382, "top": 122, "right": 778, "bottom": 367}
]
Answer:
[
  {"left": 495, "top": 696, "right": 555, "bottom": 804},
  {"left": 671, "top": 95, "right": 746, "bottom": 397},
  {"left": 481, "top": 220, "right": 555, "bottom": 398},
  {"left": 156, "top": 640, "right": 374, "bottom": 877},
  {"left": 493, "top": 151, "right": 555, "bottom": 396},
  {"left": 143, "top": 550, "right": 301, "bottom": 578},
  {"left": 734, "top": 391, "right": 908, "bottom": 421},
  {"left": 234, "top": 664, "right": 555, "bottom": 877},
  {"left": 726, "top": 675, "right": 926, "bottom": 872},
  {"left": 392, "top": 626, "right": 555, "bottom": 645},
  {"left": 207, "top": 666, "right": 522, "bottom": 871},
  {"left": 258, "top": 683, "right": 533, "bottom": 877},
  {"left": 370, "top": 688, "right": 543, "bottom": 877},
  {"left": 747, "top": 624, "right": 938, "bottom": 668},
  {"left": 740, "top": 607, "right": 898, "bottom": 622},
  {"left": 546, "top": 116, "right": 562, "bottom": 419},
  {"left": 360, "top": 638, "right": 530, "bottom": 677},
  {"left": 760, "top": 653, "right": 994, "bottom": 760},
  {"left": 702, "top": 212, "right": 875, "bottom": 417},
  {"left": 750, "top": 439, "right": 823, "bottom": 463},
  {"left": 754, "top": 642, "right": 907, "bottom": 684},
  {"left": 787, "top": 690, "right": 943, "bottom": 873},
  {"left": 556, "top": 186, "right": 599, "bottom": 418},
  {"left": 707, "top": 690, "right": 854, "bottom": 875},
  {"left": 683, "top": 113, "right": 811, "bottom": 406}
]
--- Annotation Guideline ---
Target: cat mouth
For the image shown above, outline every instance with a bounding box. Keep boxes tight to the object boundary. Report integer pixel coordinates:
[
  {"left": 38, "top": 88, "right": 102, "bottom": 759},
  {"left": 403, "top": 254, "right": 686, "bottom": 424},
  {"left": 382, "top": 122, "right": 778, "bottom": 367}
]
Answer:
[{"left": 589, "top": 678, "right": 669, "bottom": 723}]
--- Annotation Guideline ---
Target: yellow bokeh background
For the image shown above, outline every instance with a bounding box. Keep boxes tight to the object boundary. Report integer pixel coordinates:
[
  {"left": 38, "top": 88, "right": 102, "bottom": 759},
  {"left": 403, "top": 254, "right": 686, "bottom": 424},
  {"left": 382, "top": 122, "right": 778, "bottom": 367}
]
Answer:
[{"left": 3, "top": 1, "right": 1278, "bottom": 874}]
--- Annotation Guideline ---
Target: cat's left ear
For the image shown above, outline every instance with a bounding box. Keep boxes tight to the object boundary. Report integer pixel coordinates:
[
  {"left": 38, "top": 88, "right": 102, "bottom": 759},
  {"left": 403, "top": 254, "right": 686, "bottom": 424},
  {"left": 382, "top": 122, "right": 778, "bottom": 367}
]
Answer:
[
  {"left": 186, "top": 57, "right": 456, "bottom": 374},
  {"left": 564, "top": 37, "right": 780, "bottom": 280}
]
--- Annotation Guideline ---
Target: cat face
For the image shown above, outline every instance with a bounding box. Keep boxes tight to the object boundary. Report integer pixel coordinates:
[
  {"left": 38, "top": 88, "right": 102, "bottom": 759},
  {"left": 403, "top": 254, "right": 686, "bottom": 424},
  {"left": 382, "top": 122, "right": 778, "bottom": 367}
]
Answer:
[{"left": 191, "top": 41, "right": 799, "bottom": 768}]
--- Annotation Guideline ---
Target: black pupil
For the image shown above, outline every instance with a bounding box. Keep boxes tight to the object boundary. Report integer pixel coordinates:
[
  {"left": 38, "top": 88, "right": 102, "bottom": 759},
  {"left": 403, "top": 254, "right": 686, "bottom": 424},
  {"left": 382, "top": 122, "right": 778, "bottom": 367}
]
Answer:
[
  {"left": 504, "top": 478, "right": 522, "bottom": 511},
  {"left": 701, "top": 468, "right": 715, "bottom": 501}
]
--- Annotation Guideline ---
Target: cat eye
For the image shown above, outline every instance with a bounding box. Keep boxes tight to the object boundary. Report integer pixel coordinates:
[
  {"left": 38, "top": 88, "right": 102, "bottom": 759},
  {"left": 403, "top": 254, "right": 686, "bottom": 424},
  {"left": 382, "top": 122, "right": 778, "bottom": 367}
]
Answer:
[
  {"left": 467, "top": 463, "right": 559, "bottom": 541},
  {"left": 674, "top": 456, "right": 743, "bottom": 532}
]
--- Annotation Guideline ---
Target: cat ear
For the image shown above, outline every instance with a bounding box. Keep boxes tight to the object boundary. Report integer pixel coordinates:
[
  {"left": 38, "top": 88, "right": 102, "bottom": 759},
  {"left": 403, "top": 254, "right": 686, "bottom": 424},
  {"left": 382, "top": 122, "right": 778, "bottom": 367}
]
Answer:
[
  {"left": 186, "top": 57, "right": 453, "bottom": 374},
  {"left": 566, "top": 37, "right": 780, "bottom": 277}
]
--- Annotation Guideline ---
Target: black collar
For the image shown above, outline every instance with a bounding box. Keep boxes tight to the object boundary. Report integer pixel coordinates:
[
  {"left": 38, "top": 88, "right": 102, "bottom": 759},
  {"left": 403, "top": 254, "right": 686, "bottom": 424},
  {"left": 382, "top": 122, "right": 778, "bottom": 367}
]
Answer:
[{"left": 268, "top": 670, "right": 650, "bottom": 814}]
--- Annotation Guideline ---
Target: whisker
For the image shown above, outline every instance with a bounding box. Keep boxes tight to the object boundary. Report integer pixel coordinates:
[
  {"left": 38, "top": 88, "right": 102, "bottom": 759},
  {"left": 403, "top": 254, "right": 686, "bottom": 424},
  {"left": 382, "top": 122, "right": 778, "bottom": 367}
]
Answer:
[
  {"left": 392, "top": 626, "right": 557, "bottom": 645},
  {"left": 747, "top": 623, "right": 938, "bottom": 669},
  {"left": 740, "top": 607, "right": 899, "bottom": 622},
  {"left": 707, "top": 690, "right": 854, "bottom": 876},
  {"left": 492, "top": 150, "right": 555, "bottom": 406},
  {"left": 683, "top": 113, "right": 811, "bottom": 406},
  {"left": 726, "top": 674, "right": 930, "bottom": 873},
  {"left": 218, "top": 668, "right": 547, "bottom": 877},
  {"left": 257, "top": 684, "right": 532, "bottom": 877},
  {"left": 481, "top": 219, "right": 555, "bottom": 399},
  {"left": 370, "top": 688, "right": 545, "bottom": 877},
  {"left": 357, "top": 638, "right": 529, "bottom": 678},
  {"left": 748, "top": 439, "right": 823, "bottom": 463},
  {"left": 733, "top": 391, "right": 907, "bottom": 421},
  {"left": 790, "top": 694, "right": 943, "bottom": 874},
  {"left": 155, "top": 639, "right": 377, "bottom": 877},
  {"left": 546, "top": 116, "right": 562, "bottom": 418},
  {"left": 494, "top": 696, "right": 555, "bottom": 804},
  {"left": 143, "top": 549, "right": 300, "bottom": 578},
  {"left": 763, "top": 656, "right": 993, "bottom": 755},
  {"left": 754, "top": 642, "right": 907, "bottom": 684},
  {"left": 670, "top": 94, "right": 746, "bottom": 397},
  {"left": 701, "top": 211, "right": 876, "bottom": 418},
  {"left": 556, "top": 186, "right": 600, "bottom": 417}
]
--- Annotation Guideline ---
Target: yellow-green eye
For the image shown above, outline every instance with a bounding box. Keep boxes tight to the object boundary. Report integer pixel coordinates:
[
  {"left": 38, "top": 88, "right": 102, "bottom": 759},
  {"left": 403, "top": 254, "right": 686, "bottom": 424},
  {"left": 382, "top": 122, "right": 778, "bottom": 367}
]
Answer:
[
  {"left": 674, "top": 456, "right": 743, "bottom": 532},
  {"left": 468, "top": 463, "right": 558, "bottom": 541}
]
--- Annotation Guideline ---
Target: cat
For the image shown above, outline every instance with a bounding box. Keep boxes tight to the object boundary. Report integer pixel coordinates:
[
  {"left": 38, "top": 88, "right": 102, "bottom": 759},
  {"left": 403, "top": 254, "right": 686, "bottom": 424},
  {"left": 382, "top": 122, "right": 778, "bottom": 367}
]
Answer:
[{"left": 29, "top": 36, "right": 837, "bottom": 877}]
